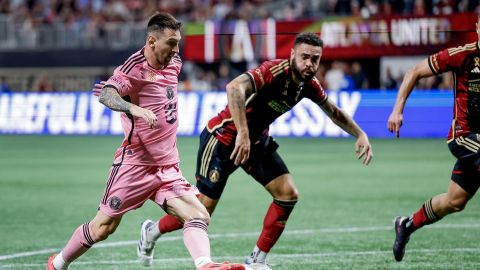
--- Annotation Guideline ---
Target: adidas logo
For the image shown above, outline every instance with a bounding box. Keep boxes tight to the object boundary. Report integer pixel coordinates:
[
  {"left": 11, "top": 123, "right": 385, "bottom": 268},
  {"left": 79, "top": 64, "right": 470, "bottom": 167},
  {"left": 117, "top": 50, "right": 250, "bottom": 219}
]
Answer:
[{"left": 471, "top": 67, "right": 480, "bottom": 73}]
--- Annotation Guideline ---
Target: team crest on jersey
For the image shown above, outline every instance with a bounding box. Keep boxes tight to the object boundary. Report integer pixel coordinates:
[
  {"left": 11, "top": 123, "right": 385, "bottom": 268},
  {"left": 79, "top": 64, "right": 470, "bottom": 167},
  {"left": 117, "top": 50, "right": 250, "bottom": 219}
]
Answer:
[
  {"left": 166, "top": 86, "right": 175, "bottom": 100},
  {"left": 108, "top": 196, "right": 122, "bottom": 210},
  {"left": 208, "top": 169, "right": 220, "bottom": 183},
  {"left": 146, "top": 70, "right": 157, "bottom": 81}
]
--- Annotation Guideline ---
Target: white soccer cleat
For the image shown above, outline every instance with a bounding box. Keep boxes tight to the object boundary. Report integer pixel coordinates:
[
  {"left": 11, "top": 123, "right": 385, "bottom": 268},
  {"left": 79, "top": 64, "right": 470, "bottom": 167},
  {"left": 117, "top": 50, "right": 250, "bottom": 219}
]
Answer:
[{"left": 137, "top": 219, "right": 156, "bottom": 267}]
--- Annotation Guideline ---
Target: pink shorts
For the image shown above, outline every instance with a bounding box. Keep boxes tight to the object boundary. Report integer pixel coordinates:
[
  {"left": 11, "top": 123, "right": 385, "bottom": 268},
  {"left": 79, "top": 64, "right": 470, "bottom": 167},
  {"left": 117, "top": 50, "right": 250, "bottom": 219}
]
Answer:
[{"left": 99, "top": 164, "right": 199, "bottom": 218}]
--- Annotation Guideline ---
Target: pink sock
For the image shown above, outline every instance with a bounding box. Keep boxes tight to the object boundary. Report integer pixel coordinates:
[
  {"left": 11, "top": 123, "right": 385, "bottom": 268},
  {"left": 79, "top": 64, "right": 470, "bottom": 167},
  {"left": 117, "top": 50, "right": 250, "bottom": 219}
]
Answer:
[
  {"left": 61, "top": 222, "right": 97, "bottom": 262},
  {"left": 183, "top": 219, "right": 211, "bottom": 263}
]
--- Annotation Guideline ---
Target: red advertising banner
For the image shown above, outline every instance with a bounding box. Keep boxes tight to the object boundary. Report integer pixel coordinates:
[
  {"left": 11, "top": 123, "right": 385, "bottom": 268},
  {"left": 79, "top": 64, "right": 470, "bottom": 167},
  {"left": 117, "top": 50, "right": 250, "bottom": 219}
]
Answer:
[{"left": 184, "top": 13, "right": 477, "bottom": 62}]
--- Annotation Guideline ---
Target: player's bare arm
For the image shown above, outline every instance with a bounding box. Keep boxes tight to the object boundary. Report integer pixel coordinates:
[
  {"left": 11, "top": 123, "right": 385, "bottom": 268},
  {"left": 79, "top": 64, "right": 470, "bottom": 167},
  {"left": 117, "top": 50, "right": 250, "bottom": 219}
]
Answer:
[
  {"left": 320, "top": 99, "right": 373, "bottom": 165},
  {"left": 388, "top": 59, "right": 434, "bottom": 137},
  {"left": 99, "top": 86, "right": 157, "bottom": 128},
  {"left": 226, "top": 74, "right": 254, "bottom": 165}
]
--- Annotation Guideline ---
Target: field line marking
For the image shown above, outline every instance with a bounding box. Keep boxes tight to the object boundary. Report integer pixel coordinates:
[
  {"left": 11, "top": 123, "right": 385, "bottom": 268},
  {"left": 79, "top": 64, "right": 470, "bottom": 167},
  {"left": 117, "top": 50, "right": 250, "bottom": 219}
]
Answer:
[
  {"left": 2, "top": 247, "right": 480, "bottom": 268},
  {"left": 1, "top": 223, "right": 480, "bottom": 261}
]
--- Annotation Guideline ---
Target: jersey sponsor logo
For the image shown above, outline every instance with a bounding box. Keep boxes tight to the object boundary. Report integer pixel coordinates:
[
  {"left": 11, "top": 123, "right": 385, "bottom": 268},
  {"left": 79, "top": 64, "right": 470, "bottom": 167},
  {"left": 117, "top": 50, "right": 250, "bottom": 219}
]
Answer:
[
  {"left": 166, "top": 86, "right": 175, "bottom": 100},
  {"left": 108, "top": 196, "right": 122, "bottom": 210},
  {"left": 268, "top": 100, "right": 292, "bottom": 113}
]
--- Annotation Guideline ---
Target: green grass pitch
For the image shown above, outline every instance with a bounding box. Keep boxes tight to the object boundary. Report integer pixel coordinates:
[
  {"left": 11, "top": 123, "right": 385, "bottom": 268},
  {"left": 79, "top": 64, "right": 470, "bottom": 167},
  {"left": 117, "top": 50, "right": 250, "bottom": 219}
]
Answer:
[{"left": 0, "top": 136, "right": 479, "bottom": 269}]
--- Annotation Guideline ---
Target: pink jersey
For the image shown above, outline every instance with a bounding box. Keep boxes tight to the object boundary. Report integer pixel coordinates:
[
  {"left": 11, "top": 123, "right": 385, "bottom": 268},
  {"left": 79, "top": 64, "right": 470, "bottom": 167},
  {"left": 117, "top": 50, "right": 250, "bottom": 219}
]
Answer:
[{"left": 105, "top": 48, "right": 182, "bottom": 166}]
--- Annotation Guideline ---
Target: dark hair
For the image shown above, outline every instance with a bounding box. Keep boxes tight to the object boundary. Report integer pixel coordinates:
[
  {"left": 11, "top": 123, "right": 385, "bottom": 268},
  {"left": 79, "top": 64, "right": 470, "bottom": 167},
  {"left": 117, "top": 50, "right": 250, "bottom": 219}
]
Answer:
[
  {"left": 294, "top": 32, "right": 323, "bottom": 48},
  {"left": 147, "top": 12, "right": 182, "bottom": 33}
]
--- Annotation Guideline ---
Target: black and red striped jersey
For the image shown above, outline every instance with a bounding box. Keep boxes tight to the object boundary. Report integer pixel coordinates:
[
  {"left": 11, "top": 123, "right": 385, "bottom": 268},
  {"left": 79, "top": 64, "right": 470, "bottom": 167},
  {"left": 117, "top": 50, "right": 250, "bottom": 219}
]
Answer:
[
  {"left": 207, "top": 59, "right": 328, "bottom": 146},
  {"left": 428, "top": 41, "right": 480, "bottom": 140}
]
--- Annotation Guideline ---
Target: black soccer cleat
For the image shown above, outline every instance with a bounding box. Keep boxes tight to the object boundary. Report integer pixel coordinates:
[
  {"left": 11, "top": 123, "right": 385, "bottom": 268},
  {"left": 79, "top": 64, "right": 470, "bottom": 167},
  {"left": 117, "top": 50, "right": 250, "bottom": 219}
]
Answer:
[{"left": 393, "top": 216, "right": 412, "bottom": 262}]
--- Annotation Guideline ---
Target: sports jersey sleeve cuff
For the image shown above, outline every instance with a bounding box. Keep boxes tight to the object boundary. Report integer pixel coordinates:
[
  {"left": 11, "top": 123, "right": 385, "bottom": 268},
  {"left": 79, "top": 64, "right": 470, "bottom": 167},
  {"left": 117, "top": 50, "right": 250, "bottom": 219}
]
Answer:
[
  {"left": 245, "top": 72, "right": 257, "bottom": 93},
  {"left": 103, "top": 84, "right": 120, "bottom": 93},
  {"left": 317, "top": 95, "right": 328, "bottom": 105},
  {"left": 427, "top": 56, "right": 439, "bottom": 75}
]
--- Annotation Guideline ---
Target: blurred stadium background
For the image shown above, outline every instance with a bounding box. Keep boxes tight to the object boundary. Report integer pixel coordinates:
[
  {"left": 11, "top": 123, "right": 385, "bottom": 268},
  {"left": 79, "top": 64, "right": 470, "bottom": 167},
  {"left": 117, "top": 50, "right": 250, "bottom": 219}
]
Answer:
[{"left": 1, "top": 0, "right": 480, "bottom": 269}]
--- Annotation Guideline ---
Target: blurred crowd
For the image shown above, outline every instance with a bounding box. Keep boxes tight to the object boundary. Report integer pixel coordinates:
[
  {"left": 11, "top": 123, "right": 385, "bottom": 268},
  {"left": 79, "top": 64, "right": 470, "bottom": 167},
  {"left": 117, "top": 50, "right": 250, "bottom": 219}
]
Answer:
[
  {"left": 0, "top": 0, "right": 479, "bottom": 24},
  {"left": 0, "top": 0, "right": 471, "bottom": 92},
  {"left": 175, "top": 59, "right": 452, "bottom": 92},
  {"left": 0, "top": 58, "right": 453, "bottom": 92}
]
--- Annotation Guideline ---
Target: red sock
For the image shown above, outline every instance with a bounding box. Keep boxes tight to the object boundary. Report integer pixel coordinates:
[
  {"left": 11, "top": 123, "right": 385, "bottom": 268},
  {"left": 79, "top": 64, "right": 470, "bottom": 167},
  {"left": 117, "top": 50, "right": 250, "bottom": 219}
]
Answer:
[
  {"left": 159, "top": 214, "right": 183, "bottom": 233},
  {"left": 256, "top": 199, "right": 296, "bottom": 253},
  {"left": 412, "top": 198, "right": 440, "bottom": 230}
]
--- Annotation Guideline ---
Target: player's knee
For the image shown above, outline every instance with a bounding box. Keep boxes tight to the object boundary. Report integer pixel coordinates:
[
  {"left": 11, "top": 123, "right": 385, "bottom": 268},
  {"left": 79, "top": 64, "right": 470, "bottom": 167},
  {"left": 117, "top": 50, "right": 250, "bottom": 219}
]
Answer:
[
  {"left": 447, "top": 197, "right": 468, "bottom": 212},
  {"left": 275, "top": 187, "right": 299, "bottom": 201},
  {"left": 188, "top": 208, "right": 211, "bottom": 225},
  {"left": 92, "top": 224, "right": 117, "bottom": 241}
]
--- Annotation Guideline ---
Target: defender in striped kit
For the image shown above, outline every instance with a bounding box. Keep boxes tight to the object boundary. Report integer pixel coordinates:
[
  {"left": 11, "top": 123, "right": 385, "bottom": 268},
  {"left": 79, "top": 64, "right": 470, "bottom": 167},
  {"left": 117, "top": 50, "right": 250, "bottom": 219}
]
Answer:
[
  {"left": 388, "top": 15, "right": 480, "bottom": 263},
  {"left": 47, "top": 12, "right": 244, "bottom": 270},
  {"left": 139, "top": 32, "right": 373, "bottom": 270}
]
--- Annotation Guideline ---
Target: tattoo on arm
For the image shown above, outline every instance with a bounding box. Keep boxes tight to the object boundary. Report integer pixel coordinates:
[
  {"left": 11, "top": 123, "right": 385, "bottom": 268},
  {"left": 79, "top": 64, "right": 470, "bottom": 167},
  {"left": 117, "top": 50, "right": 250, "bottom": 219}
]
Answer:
[{"left": 99, "top": 86, "right": 132, "bottom": 113}]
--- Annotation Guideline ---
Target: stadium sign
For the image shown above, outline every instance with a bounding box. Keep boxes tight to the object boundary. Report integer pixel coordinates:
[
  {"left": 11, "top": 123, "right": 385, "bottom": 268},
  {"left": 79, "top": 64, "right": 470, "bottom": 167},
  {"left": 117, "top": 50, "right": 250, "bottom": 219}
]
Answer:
[
  {"left": 0, "top": 91, "right": 452, "bottom": 138},
  {"left": 185, "top": 13, "right": 477, "bottom": 61}
]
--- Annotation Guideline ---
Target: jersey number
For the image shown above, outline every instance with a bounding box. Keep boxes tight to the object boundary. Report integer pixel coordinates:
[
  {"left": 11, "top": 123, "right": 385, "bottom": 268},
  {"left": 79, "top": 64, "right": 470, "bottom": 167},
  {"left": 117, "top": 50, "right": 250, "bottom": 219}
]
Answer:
[{"left": 165, "top": 103, "right": 177, "bottom": 124}]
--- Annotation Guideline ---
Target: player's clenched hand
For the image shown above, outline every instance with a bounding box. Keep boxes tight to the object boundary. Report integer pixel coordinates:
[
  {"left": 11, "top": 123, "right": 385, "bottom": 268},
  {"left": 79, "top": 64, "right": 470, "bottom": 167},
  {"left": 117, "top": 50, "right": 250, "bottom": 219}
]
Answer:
[
  {"left": 231, "top": 131, "right": 250, "bottom": 166},
  {"left": 129, "top": 105, "right": 157, "bottom": 129},
  {"left": 92, "top": 81, "right": 107, "bottom": 97},
  {"left": 387, "top": 112, "right": 403, "bottom": 138},
  {"left": 355, "top": 133, "right": 373, "bottom": 165}
]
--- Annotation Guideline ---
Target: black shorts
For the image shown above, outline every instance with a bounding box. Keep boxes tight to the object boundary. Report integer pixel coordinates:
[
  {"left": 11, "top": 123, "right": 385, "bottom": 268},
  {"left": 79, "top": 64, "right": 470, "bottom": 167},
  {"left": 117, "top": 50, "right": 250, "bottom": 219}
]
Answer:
[
  {"left": 448, "top": 133, "right": 480, "bottom": 195},
  {"left": 195, "top": 128, "right": 289, "bottom": 200}
]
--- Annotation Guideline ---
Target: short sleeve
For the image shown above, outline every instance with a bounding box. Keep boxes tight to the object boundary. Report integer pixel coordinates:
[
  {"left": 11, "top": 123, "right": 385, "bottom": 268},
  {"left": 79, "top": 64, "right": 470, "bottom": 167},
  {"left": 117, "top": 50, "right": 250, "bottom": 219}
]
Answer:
[
  {"left": 105, "top": 68, "right": 134, "bottom": 97},
  {"left": 428, "top": 47, "right": 462, "bottom": 75},
  {"left": 245, "top": 61, "right": 279, "bottom": 93},
  {"left": 306, "top": 77, "right": 328, "bottom": 105}
]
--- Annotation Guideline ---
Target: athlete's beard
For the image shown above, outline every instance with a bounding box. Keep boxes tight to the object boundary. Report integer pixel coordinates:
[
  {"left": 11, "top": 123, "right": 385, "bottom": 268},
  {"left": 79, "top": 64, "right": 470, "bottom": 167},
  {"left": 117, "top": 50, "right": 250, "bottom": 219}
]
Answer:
[{"left": 291, "top": 58, "right": 315, "bottom": 82}]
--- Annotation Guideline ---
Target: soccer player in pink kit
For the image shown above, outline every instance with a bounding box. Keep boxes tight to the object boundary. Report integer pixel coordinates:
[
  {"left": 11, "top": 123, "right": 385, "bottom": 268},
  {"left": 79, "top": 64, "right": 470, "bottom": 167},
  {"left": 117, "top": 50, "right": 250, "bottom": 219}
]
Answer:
[
  {"left": 135, "top": 32, "right": 373, "bottom": 270},
  {"left": 46, "top": 12, "right": 244, "bottom": 270},
  {"left": 389, "top": 15, "right": 480, "bottom": 262}
]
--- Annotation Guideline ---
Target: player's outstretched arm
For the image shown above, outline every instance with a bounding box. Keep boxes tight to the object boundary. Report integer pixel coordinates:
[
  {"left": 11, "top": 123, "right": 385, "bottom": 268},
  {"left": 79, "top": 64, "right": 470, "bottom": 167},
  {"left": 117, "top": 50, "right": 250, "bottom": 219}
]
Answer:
[
  {"left": 226, "top": 74, "right": 254, "bottom": 165},
  {"left": 388, "top": 59, "right": 434, "bottom": 138},
  {"left": 320, "top": 99, "right": 373, "bottom": 165},
  {"left": 99, "top": 86, "right": 157, "bottom": 128}
]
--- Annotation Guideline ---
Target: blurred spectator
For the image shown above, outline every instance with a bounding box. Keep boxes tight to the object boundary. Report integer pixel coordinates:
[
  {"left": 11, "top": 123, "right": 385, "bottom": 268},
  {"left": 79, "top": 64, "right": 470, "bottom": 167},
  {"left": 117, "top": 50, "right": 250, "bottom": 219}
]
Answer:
[
  {"left": 190, "top": 69, "right": 213, "bottom": 92},
  {"left": 0, "top": 77, "right": 11, "bottom": 93},
  {"left": 351, "top": 62, "right": 368, "bottom": 89},
  {"left": 32, "top": 72, "right": 53, "bottom": 92},
  {"left": 325, "top": 61, "right": 353, "bottom": 91},
  {"left": 360, "top": 0, "right": 379, "bottom": 18},
  {"left": 215, "top": 62, "right": 231, "bottom": 91},
  {"left": 383, "top": 67, "right": 398, "bottom": 90},
  {"left": 433, "top": 0, "right": 455, "bottom": 14},
  {"left": 0, "top": 0, "right": 9, "bottom": 14}
]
